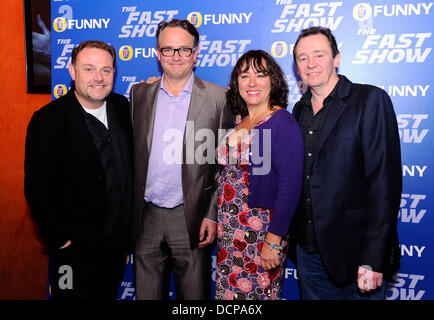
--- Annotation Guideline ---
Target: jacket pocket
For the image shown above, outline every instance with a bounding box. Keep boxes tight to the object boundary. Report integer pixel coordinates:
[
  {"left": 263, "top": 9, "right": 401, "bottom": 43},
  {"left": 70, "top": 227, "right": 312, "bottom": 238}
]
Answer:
[{"left": 345, "top": 208, "right": 368, "bottom": 225}]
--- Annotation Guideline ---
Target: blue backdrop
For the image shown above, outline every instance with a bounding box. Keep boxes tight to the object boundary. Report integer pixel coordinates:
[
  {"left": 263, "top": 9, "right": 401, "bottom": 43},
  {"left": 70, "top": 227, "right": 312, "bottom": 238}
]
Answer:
[{"left": 50, "top": 0, "right": 433, "bottom": 300}]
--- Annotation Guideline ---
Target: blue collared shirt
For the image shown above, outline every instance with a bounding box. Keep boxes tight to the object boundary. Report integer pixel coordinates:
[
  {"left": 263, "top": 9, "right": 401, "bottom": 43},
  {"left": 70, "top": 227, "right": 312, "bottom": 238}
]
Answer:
[{"left": 144, "top": 73, "right": 194, "bottom": 208}]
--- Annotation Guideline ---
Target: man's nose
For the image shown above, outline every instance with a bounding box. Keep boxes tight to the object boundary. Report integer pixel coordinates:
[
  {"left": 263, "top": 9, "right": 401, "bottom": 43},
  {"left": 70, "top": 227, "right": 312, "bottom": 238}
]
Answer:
[
  {"left": 94, "top": 71, "right": 103, "bottom": 81},
  {"left": 307, "top": 57, "right": 316, "bottom": 68},
  {"left": 173, "top": 51, "right": 182, "bottom": 59}
]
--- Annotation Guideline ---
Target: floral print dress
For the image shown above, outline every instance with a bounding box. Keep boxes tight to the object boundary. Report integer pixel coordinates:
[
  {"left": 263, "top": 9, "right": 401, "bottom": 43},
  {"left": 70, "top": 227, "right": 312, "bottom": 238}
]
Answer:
[{"left": 215, "top": 114, "right": 287, "bottom": 300}]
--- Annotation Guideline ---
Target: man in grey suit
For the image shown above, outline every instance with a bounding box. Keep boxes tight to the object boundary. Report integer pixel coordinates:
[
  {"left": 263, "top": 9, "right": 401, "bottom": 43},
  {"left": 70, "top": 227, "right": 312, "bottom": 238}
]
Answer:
[{"left": 130, "top": 19, "right": 233, "bottom": 299}]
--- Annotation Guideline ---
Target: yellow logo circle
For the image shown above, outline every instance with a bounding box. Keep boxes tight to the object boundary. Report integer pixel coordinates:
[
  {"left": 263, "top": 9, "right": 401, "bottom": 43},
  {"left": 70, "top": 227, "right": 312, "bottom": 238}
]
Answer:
[
  {"left": 353, "top": 3, "right": 372, "bottom": 21},
  {"left": 119, "top": 45, "right": 133, "bottom": 61},
  {"left": 53, "top": 84, "right": 67, "bottom": 98},
  {"left": 53, "top": 17, "right": 67, "bottom": 32},
  {"left": 187, "top": 12, "right": 202, "bottom": 28},
  {"left": 271, "top": 41, "right": 288, "bottom": 58}
]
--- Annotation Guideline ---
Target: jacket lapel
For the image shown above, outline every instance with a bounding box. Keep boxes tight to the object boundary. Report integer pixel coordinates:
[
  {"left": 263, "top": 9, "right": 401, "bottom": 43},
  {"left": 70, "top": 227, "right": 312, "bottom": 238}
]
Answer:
[
  {"left": 184, "top": 75, "right": 206, "bottom": 146},
  {"left": 314, "top": 76, "right": 352, "bottom": 159},
  {"left": 133, "top": 81, "right": 160, "bottom": 158},
  {"left": 145, "top": 83, "right": 160, "bottom": 153},
  {"left": 65, "top": 90, "right": 101, "bottom": 162}
]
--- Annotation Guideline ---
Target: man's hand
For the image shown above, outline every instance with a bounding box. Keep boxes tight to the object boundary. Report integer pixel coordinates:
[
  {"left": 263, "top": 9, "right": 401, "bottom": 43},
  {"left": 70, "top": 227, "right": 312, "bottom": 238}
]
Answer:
[
  {"left": 357, "top": 266, "right": 383, "bottom": 293},
  {"left": 143, "top": 76, "right": 161, "bottom": 84},
  {"left": 198, "top": 219, "right": 216, "bottom": 248},
  {"left": 59, "top": 240, "right": 71, "bottom": 249}
]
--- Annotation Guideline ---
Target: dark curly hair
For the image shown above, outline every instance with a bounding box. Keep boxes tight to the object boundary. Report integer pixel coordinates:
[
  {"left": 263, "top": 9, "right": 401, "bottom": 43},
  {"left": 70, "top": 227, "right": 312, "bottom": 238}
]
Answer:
[{"left": 227, "top": 50, "right": 288, "bottom": 117}]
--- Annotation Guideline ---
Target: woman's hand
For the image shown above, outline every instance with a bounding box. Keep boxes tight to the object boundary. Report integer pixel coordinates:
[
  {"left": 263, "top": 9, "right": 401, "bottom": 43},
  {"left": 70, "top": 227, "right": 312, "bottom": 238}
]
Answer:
[{"left": 260, "top": 232, "right": 282, "bottom": 271}]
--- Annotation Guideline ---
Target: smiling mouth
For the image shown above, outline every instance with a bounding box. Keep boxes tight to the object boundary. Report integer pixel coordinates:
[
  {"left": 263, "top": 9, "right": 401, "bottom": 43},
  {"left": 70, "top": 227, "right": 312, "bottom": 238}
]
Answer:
[
  {"left": 247, "top": 90, "right": 260, "bottom": 95},
  {"left": 90, "top": 84, "right": 106, "bottom": 89}
]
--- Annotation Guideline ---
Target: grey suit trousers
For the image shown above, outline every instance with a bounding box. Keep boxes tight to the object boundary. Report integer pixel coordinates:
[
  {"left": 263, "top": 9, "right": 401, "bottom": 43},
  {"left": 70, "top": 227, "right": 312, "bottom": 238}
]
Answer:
[{"left": 134, "top": 202, "right": 212, "bottom": 300}]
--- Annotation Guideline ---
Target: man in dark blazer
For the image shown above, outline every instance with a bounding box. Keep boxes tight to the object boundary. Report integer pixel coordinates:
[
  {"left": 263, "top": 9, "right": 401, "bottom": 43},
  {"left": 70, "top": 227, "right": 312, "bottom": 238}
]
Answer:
[
  {"left": 25, "top": 41, "right": 133, "bottom": 299},
  {"left": 130, "top": 20, "right": 233, "bottom": 299},
  {"left": 290, "top": 27, "right": 402, "bottom": 300}
]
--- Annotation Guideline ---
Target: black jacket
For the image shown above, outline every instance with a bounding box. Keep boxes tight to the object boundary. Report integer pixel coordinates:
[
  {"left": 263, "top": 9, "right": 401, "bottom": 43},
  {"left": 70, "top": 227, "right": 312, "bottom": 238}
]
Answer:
[
  {"left": 292, "top": 75, "right": 402, "bottom": 284},
  {"left": 24, "top": 89, "right": 133, "bottom": 253}
]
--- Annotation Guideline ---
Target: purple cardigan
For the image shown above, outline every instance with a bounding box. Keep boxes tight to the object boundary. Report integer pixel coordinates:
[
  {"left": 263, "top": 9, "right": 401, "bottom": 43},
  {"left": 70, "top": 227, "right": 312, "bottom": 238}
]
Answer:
[{"left": 248, "top": 109, "right": 304, "bottom": 237}]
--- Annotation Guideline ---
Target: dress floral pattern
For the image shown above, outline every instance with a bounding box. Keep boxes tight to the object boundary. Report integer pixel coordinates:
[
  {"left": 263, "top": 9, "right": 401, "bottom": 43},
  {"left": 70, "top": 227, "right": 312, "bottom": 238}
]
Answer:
[{"left": 215, "top": 114, "right": 287, "bottom": 300}]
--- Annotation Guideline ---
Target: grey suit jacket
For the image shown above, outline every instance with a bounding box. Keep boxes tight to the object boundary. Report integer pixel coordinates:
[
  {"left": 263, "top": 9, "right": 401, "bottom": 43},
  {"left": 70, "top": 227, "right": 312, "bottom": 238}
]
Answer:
[{"left": 130, "top": 75, "right": 233, "bottom": 248}]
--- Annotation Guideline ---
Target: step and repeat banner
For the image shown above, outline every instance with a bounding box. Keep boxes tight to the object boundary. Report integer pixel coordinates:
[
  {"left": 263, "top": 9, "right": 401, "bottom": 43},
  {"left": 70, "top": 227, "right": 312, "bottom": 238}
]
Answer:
[{"left": 50, "top": 0, "right": 433, "bottom": 300}]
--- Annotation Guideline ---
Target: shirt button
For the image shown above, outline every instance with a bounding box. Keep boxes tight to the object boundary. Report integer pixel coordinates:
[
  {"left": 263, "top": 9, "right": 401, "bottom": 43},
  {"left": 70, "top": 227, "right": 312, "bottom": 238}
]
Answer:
[
  {"left": 307, "top": 198, "right": 311, "bottom": 202},
  {"left": 308, "top": 130, "right": 313, "bottom": 135},
  {"left": 307, "top": 152, "right": 312, "bottom": 157},
  {"left": 306, "top": 175, "right": 310, "bottom": 180}
]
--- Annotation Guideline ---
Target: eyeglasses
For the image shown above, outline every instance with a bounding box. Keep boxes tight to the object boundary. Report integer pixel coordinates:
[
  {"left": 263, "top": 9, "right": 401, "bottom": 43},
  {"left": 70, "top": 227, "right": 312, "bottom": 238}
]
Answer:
[{"left": 158, "top": 47, "right": 197, "bottom": 57}]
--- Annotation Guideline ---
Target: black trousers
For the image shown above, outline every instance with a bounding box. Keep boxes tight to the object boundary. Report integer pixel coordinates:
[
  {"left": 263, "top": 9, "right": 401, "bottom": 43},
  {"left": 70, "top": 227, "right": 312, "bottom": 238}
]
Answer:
[{"left": 48, "top": 244, "right": 127, "bottom": 300}]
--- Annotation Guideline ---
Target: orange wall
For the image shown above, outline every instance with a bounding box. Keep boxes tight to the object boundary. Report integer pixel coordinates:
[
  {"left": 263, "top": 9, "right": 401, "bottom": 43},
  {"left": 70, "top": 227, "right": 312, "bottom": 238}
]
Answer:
[{"left": 0, "top": 1, "right": 51, "bottom": 299}]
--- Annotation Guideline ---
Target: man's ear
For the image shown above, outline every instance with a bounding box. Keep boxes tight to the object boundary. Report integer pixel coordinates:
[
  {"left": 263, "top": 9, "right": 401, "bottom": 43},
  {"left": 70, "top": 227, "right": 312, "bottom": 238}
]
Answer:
[
  {"left": 334, "top": 52, "right": 341, "bottom": 69},
  {"left": 68, "top": 63, "right": 76, "bottom": 81},
  {"left": 193, "top": 45, "right": 199, "bottom": 62},
  {"left": 156, "top": 47, "right": 161, "bottom": 62}
]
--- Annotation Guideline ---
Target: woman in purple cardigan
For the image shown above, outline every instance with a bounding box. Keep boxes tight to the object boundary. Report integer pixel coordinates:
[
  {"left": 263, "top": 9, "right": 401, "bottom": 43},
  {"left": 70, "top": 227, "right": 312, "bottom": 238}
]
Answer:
[{"left": 215, "top": 50, "right": 304, "bottom": 300}]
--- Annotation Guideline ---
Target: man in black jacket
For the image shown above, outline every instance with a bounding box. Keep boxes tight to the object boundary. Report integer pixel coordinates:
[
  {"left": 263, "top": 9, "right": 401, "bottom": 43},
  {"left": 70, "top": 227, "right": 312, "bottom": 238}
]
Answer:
[
  {"left": 25, "top": 40, "right": 133, "bottom": 299},
  {"left": 291, "top": 27, "right": 402, "bottom": 300}
]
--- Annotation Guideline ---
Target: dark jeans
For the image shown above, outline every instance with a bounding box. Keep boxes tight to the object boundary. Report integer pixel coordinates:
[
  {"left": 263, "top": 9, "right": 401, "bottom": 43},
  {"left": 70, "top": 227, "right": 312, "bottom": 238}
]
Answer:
[{"left": 296, "top": 245, "right": 389, "bottom": 300}]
